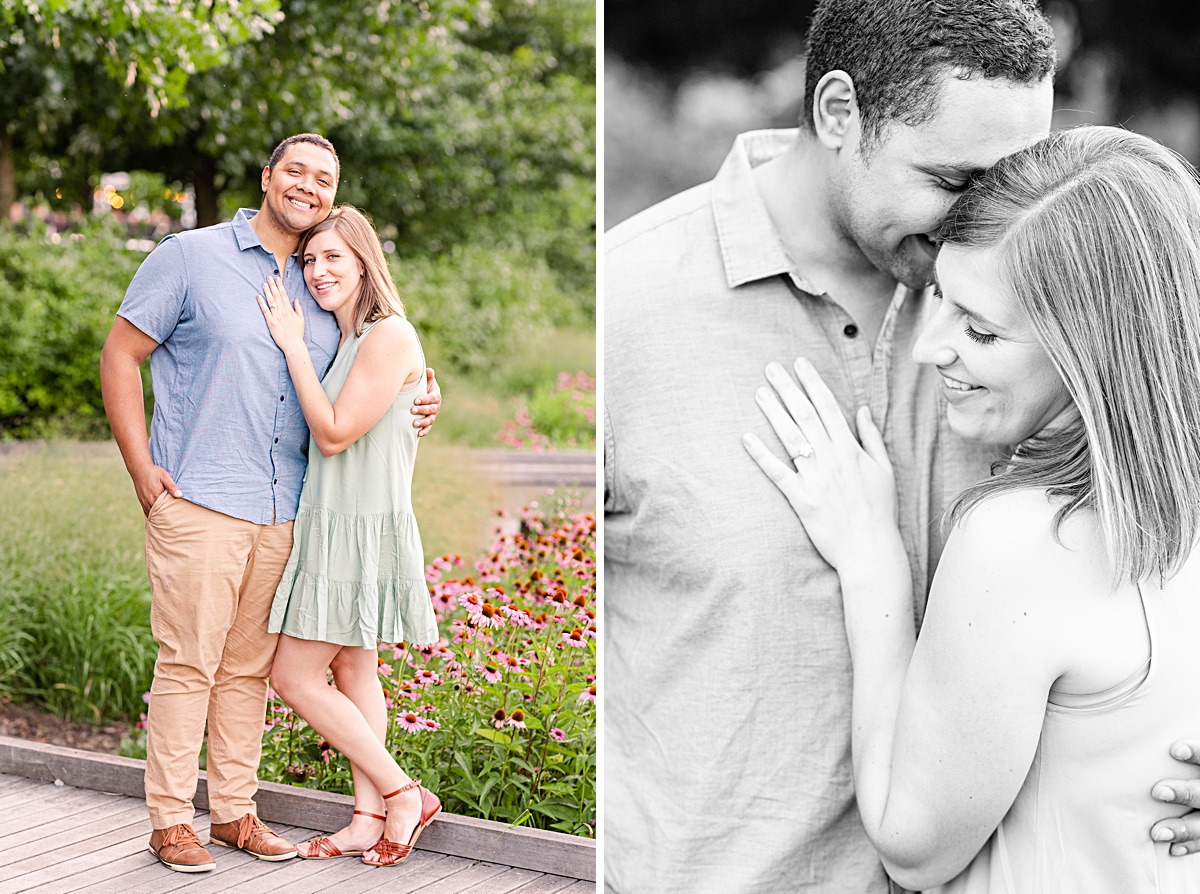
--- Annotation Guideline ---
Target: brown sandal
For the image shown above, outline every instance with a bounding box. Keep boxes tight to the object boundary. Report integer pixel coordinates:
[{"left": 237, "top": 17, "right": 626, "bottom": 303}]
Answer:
[
  {"left": 361, "top": 780, "right": 441, "bottom": 867},
  {"left": 297, "top": 810, "right": 387, "bottom": 859}
]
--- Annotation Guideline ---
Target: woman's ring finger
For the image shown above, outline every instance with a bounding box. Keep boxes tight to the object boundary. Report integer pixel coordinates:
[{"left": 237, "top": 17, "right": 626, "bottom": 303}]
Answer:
[{"left": 788, "top": 443, "right": 815, "bottom": 462}]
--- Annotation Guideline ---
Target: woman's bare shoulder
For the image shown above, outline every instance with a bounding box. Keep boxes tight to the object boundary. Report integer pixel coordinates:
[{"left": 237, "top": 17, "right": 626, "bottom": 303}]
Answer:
[{"left": 358, "top": 315, "right": 420, "bottom": 359}]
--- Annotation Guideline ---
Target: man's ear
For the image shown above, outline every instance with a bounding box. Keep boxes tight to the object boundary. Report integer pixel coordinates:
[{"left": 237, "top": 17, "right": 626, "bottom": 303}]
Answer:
[
  {"left": 260, "top": 165, "right": 272, "bottom": 193},
  {"left": 811, "top": 70, "right": 858, "bottom": 151}
]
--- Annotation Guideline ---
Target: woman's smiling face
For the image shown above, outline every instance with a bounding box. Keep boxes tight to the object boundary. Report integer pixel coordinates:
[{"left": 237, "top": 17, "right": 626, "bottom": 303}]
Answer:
[
  {"left": 303, "top": 229, "right": 364, "bottom": 316},
  {"left": 912, "top": 243, "right": 1079, "bottom": 446}
]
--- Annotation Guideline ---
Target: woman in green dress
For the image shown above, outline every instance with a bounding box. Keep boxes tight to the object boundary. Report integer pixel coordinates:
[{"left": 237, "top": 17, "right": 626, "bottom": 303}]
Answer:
[{"left": 257, "top": 205, "right": 440, "bottom": 867}]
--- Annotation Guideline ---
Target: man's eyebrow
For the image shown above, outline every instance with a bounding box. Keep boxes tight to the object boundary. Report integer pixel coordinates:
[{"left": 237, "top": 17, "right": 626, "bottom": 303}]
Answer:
[
  {"left": 921, "top": 162, "right": 987, "bottom": 179},
  {"left": 932, "top": 279, "right": 1007, "bottom": 332},
  {"left": 283, "top": 159, "right": 337, "bottom": 181}
]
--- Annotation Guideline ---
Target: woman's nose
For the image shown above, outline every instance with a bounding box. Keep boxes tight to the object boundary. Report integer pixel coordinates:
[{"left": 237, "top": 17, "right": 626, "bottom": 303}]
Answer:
[{"left": 912, "top": 316, "right": 957, "bottom": 368}]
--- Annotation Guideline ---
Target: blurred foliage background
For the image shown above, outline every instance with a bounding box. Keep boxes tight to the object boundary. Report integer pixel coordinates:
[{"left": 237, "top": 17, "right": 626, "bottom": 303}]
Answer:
[
  {"left": 606, "top": 0, "right": 1200, "bottom": 228},
  {"left": 0, "top": 0, "right": 595, "bottom": 443}
]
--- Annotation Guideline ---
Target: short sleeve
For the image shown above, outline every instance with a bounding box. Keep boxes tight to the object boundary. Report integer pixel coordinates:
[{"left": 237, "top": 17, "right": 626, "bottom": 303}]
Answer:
[
  {"left": 603, "top": 400, "right": 621, "bottom": 515},
  {"left": 116, "top": 234, "right": 188, "bottom": 345}
]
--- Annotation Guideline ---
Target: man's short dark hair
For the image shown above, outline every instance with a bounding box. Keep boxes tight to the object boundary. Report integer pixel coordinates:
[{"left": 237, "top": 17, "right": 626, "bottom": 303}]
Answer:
[
  {"left": 803, "top": 0, "right": 1056, "bottom": 151},
  {"left": 267, "top": 133, "right": 340, "bottom": 181}
]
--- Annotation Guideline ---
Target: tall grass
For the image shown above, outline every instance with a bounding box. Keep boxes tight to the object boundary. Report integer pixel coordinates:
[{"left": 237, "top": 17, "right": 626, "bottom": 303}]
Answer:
[{"left": 0, "top": 439, "right": 559, "bottom": 725}]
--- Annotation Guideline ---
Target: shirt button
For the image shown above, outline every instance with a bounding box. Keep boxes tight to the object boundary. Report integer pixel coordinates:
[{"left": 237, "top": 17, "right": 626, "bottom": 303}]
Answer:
[
  {"left": 273, "top": 479, "right": 277, "bottom": 484},
  {"left": 274, "top": 438, "right": 279, "bottom": 444},
  {"left": 280, "top": 395, "right": 285, "bottom": 401},
  {"left": 843, "top": 324, "right": 859, "bottom": 338},
  {"left": 273, "top": 268, "right": 279, "bottom": 275}
]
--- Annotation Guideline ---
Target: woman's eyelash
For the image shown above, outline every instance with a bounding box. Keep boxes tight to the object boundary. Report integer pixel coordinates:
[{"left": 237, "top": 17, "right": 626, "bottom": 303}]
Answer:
[{"left": 964, "top": 326, "right": 997, "bottom": 345}]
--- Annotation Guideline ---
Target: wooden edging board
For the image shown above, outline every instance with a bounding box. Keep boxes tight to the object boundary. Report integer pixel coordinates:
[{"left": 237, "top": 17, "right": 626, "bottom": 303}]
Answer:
[{"left": 0, "top": 735, "right": 595, "bottom": 881}]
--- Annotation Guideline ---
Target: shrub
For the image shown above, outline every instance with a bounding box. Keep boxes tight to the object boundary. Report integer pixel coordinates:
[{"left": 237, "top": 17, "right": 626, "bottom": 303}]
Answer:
[
  {"left": 498, "top": 370, "right": 595, "bottom": 452},
  {"left": 397, "top": 244, "right": 583, "bottom": 379},
  {"left": 0, "top": 219, "right": 146, "bottom": 438}
]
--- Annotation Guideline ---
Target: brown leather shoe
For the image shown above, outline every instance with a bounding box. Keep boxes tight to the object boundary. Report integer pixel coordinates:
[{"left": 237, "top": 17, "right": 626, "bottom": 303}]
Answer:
[
  {"left": 209, "top": 813, "right": 297, "bottom": 861},
  {"left": 148, "top": 823, "right": 216, "bottom": 872}
]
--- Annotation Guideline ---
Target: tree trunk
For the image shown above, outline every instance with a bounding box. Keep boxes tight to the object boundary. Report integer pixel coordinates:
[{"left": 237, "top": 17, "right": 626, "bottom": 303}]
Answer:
[
  {"left": 193, "top": 155, "right": 219, "bottom": 229},
  {"left": 0, "top": 134, "right": 16, "bottom": 222}
]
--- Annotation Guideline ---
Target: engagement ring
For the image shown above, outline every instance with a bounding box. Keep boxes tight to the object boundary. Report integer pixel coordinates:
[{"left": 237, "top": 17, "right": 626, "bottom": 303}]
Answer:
[{"left": 790, "top": 443, "right": 815, "bottom": 461}]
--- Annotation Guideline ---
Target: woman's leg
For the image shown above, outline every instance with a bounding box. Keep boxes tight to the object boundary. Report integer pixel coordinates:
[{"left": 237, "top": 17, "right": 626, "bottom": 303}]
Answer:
[
  {"left": 292, "top": 646, "right": 391, "bottom": 854},
  {"left": 271, "top": 636, "right": 422, "bottom": 851}
]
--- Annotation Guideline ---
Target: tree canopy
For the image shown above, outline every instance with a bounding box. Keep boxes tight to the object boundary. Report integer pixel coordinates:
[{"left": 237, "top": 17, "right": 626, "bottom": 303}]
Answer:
[{"left": 2, "top": 0, "right": 595, "bottom": 298}]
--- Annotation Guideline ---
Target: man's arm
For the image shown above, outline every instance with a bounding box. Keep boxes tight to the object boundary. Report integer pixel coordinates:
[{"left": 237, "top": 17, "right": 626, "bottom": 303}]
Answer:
[
  {"left": 99, "top": 316, "right": 181, "bottom": 514},
  {"left": 1152, "top": 741, "right": 1200, "bottom": 856},
  {"left": 411, "top": 368, "right": 441, "bottom": 436}
]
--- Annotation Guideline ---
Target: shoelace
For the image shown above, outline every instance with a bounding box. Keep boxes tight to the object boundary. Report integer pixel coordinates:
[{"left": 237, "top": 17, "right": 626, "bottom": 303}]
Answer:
[
  {"left": 160, "top": 824, "right": 203, "bottom": 849},
  {"left": 235, "top": 814, "right": 272, "bottom": 849}
]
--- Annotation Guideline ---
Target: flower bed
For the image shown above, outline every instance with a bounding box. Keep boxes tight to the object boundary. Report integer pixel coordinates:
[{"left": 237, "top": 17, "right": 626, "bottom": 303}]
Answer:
[
  {"left": 498, "top": 371, "right": 596, "bottom": 452},
  {"left": 256, "top": 500, "right": 597, "bottom": 836}
]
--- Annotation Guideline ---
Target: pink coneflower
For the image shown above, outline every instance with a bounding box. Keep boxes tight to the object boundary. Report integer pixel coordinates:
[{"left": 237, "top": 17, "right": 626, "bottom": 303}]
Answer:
[
  {"left": 397, "top": 711, "right": 425, "bottom": 733},
  {"left": 413, "top": 669, "right": 442, "bottom": 687},
  {"left": 424, "top": 718, "right": 440, "bottom": 731},
  {"left": 479, "top": 662, "right": 502, "bottom": 683},
  {"left": 550, "top": 728, "right": 566, "bottom": 742},
  {"left": 476, "top": 602, "right": 506, "bottom": 629},
  {"left": 579, "top": 684, "right": 596, "bottom": 704},
  {"left": 562, "top": 628, "right": 587, "bottom": 648},
  {"left": 508, "top": 709, "right": 527, "bottom": 730},
  {"left": 503, "top": 605, "right": 534, "bottom": 628},
  {"left": 377, "top": 662, "right": 393, "bottom": 677},
  {"left": 492, "top": 708, "right": 508, "bottom": 729},
  {"left": 459, "top": 592, "right": 484, "bottom": 615}
]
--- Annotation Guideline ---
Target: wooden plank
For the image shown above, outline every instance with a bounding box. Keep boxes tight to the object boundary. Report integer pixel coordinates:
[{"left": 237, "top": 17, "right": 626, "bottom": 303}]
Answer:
[
  {"left": 456, "top": 867, "right": 548, "bottom": 893},
  {"left": 0, "top": 784, "right": 101, "bottom": 824},
  {"left": 0, "top": 740, "right": 596, "bottom": 881},
  {"left": 396, "top": 859, "right": 510, "bottom": 893},
  {"left": 554, "top": 881, "right": 599, "bottom": 893},
  {"left": 0, "top": 791, "right": 141, "bottom": 842},
  {"left": 505, "top": 873, "right": 582, "bottom": 894},
  {"left": 0, "top": 803, "right": 148, "bottom": 866},
  {"left": 222, "top": 849, "right": 459, "bottom": 894},
  {"left": 0, "top": 776, "right": 42, "bottom": 794},
  {"left": 314, "top": 852, "right": 462, "bottom": 894},
  {"left": 0, "top": 784, "right": 121, "bottom": 826},
  {"left": 0, "top": 824, "right": 153, "bottom": 894},
  {"left": 0, "top": 810, "right": 151, "bottom": 883}
]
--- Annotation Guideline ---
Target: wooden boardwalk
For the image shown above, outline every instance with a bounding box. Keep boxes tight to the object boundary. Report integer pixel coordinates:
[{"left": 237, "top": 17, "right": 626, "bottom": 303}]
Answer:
[{"left": 0, "top": 739, "right": 595, "bottom": 894}]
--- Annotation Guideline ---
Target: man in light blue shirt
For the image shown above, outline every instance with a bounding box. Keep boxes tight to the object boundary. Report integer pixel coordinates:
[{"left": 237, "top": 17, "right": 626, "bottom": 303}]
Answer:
[{"left": 100, "top": 134, "right": 441, "bottom": 872}]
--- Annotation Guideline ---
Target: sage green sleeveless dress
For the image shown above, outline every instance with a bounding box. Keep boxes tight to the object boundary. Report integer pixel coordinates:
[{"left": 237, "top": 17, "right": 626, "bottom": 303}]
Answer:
[{"left": 268, "top": 319, "right": 439, "bottom": 649}]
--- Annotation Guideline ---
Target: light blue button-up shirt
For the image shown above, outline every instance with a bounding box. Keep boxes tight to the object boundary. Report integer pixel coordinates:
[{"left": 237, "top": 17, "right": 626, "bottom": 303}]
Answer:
[{"left": 118, "top": 209, "right": 341, "bottom": 525}]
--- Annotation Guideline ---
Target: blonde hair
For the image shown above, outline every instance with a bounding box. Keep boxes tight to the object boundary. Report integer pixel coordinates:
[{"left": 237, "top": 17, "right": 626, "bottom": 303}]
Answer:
[
  {"left": 299, "top": 205, "right": 405, "bottom": 337},
  {"left": 940, "top": 125, "right": 1200, "bottom": 584}
]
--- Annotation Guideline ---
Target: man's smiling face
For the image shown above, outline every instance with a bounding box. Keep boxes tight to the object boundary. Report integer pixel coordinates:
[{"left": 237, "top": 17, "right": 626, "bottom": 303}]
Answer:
[
  {"left": 260, "top": 142, "right": 338, "bottom": 235},
  {"left": 831, "top": 72, "right": 1054, "bottom": 289}
]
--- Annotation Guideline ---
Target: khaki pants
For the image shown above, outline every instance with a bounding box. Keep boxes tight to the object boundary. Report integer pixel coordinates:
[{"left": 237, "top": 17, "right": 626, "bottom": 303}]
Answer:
[{"left": 142, "top": 493, "right": 294, "bottom": 828}]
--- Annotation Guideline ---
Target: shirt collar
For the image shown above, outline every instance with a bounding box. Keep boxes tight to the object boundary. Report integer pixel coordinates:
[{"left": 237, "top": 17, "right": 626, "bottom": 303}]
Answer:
[
  {"left": 232, "top": 208, "right": 266, "bottom": 252},
  {"left": 712, "top": 129, "right": 818, "bottom": 292}
]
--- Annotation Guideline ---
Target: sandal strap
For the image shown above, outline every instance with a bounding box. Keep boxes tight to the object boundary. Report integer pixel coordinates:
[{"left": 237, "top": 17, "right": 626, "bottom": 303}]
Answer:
[
  {"left": 365, "top": 837, "right": 413, "bottom": 866},
  {"left": 304, "top": 836, "right": 343, "bottom": 858},
  {"left": 353, "top": 810, "right": 386, "bottom": 821},
  {"left": 380, "top": 780, "right": 422, "bottom": 801}
]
